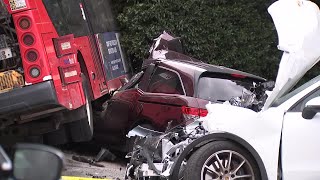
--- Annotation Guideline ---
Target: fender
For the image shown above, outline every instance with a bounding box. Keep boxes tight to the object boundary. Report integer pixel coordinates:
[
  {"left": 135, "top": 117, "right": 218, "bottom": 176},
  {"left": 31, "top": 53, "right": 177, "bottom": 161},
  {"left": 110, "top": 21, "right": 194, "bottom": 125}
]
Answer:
[{"left": 169, "top": 132, "right": 268, "bottom": 180}]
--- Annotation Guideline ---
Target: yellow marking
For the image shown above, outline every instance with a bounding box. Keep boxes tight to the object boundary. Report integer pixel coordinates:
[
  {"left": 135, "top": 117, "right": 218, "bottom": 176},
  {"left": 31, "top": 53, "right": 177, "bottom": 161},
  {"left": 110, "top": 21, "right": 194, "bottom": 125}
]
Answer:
[{"left": 61, "top": 176, "right": 111, "bottom": 180}]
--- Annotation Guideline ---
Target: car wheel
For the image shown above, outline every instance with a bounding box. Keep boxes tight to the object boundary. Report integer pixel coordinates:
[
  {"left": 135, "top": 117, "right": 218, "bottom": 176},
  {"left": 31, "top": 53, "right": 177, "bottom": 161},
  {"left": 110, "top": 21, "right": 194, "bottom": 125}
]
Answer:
[{"left": 184, "top": 141, "right": 260, "bottom": 180}]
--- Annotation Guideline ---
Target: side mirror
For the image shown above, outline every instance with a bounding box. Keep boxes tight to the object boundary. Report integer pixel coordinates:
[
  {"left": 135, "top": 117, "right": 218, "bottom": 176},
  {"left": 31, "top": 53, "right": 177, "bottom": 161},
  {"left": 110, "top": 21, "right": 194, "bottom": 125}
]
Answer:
[
  {"left": 13, "top": 144, "right": 64, "bottom": 180},
  {"left": 302, "top": 97, "right": 320, "bottom": 119}
]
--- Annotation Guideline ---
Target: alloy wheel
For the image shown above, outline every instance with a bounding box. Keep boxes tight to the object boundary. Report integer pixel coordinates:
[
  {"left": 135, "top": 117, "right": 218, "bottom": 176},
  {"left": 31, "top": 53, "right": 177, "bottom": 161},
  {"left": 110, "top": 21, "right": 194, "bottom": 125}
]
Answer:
[{"left": 201, "top": 150, "right": 255, "bottom": 180}]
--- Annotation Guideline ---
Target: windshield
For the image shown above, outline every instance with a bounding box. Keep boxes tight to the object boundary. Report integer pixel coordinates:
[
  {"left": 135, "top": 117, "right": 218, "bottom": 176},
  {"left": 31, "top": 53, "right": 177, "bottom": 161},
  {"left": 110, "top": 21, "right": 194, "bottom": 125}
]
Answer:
[
  {"left": 273, "top": 75, "right": 320, "bottom": 106},
  {"left": 198, "top": 77, "right": 254, "bottom": 102}
]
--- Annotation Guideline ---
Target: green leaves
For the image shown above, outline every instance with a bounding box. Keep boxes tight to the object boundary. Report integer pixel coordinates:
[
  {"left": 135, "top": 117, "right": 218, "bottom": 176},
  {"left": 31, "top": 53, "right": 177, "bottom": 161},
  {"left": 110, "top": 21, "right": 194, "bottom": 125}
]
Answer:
[{"left": 112, "top": 0, "right": 283, "bottom": 79}]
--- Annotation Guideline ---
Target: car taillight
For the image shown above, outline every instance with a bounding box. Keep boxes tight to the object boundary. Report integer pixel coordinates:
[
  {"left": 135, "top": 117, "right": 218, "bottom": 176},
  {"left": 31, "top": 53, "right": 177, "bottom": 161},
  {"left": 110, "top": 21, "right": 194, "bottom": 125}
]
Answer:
[
  {"left": 182, "top": 106, "right": 208, "bottom": 117},
  {"left": 199, "top": 109, "right": 208, "bottom": 117},
  {"left": 25, "top": 49, "right": 38, "bottom": 62},
  {"left": 231, "top": 74, "right": 246, "bottom": 79},
  {"left": 29, "top": 67, "right": 41, "bottom": 78},
  {"left": 19, "top": 17, "right": 31, "bottom": 30},
  {"left": 22, "top": 34, "right": 35, "bottom": 46}
]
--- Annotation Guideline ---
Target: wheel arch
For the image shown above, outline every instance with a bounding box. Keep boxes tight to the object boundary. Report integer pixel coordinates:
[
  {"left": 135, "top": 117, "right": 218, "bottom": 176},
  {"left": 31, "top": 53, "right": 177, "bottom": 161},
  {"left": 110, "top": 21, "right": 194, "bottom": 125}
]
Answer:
[
  {"left": 169, "top": 132, "right": 268, "bottom": 180},
  {"left": 77, "top": 51, "right": 93, "bottom": 99}
]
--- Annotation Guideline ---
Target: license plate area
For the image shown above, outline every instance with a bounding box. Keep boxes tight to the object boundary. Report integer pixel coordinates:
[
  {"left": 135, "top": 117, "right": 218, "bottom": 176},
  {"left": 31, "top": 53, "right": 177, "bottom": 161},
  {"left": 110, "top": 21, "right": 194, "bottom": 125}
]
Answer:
[{"left": 0, "top": 48, "right": 13, "bottom": 61}]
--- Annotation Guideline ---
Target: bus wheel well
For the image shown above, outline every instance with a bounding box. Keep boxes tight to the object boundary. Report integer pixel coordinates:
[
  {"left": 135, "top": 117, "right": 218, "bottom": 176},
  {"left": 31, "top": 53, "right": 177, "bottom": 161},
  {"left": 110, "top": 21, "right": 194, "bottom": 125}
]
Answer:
[{"left": 77, "top": 51, "right": 93, "bottom": 99}]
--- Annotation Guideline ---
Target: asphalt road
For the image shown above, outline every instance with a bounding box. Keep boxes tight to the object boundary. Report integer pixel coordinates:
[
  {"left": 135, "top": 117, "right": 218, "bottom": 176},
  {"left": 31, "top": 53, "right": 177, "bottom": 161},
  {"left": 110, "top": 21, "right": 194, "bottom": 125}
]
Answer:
[{"left": 60, "top": 144, "right": 126, "bottom": 180}]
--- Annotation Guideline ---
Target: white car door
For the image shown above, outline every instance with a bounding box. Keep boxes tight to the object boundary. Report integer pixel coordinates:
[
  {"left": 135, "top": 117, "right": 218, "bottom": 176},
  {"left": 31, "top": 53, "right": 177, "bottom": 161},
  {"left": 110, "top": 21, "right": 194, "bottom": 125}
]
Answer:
[{"left": 281, "top": 86, "right": 320, "bottom": 180}]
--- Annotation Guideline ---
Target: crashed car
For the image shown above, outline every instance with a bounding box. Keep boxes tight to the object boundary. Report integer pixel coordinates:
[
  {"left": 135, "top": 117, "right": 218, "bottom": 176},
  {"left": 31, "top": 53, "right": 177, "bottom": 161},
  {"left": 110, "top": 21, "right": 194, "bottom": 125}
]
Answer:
[
  {"left": 94, "top": 33, "right": 270, "bottom": 150},
  {"left": 125, "top": 0, "right": 320, "bottom": 180}
]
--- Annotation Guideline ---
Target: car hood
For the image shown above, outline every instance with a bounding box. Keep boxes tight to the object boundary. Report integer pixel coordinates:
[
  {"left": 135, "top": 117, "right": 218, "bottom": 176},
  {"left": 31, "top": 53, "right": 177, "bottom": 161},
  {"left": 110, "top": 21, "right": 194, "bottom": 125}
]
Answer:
[{"left": 263, "top": 0, "right": 320, "bottom": 109}]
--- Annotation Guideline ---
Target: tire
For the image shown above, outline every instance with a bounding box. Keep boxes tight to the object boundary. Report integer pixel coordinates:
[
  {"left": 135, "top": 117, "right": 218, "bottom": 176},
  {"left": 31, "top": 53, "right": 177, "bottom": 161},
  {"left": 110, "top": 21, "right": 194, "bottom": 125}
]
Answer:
[
  {"left": 184, "top": 141, "right": 260, "bottom": 180},
  {"left": 82, "top": 74, "right": 94, "bottom": 134},
  {"left": 68, "top": 75, "right": 94, "bottom": 142}
]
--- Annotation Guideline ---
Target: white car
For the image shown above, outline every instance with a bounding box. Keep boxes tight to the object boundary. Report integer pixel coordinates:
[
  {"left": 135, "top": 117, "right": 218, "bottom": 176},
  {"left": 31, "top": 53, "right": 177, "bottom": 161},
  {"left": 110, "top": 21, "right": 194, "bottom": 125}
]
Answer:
[
  {"left": 125, "top": 1, "right": 320, "bottom": 180},
  {"left": 182, "top": 0, "right": 320, "bottom": 180}
]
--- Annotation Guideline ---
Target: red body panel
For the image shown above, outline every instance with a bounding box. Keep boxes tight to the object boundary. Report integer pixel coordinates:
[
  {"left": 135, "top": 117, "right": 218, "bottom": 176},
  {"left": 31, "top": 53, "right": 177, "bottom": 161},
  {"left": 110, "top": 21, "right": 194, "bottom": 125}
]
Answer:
[
  {"left": 138, "top": 93, "right": 199, "bottom": 130},
  {"left": 2, "top": 0, "right": 127, "bottom": 110}
]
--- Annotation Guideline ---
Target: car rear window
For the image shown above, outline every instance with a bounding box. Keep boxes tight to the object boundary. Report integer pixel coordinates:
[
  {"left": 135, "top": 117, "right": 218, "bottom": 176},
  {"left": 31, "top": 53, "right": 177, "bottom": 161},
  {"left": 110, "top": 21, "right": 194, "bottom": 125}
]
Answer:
[
  {"left": 198, "top": 77, "right": 254, "bottom": 102},
  {"left": 147, "top": 67, "right": 185, "bottom": 95}
]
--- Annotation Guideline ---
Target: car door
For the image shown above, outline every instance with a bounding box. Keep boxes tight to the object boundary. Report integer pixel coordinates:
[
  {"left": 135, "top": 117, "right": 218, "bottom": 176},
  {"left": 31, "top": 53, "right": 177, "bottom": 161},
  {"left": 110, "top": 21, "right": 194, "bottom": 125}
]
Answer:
[
  {"left": 281, "top": 86, "right": 320, "bottom": 180},
  {"left": 137, "top": 66, "right": 198, "bottom": 131},
  {"left": 95, "top": 65, "right": 155, "bottom": 133}
]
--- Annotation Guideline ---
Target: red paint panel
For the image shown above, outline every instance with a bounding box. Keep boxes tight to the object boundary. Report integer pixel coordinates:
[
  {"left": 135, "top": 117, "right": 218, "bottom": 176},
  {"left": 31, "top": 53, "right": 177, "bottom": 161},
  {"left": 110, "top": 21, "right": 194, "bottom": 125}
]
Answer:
[
  {"left": 13, "top": 9, "right": 50, "bottom": 84},
  {"left": 74, "top": 36, "right": 106, "bottom": 99},
  {"left": 138, "top": 93, "right": 200, "bottom": 130},
  {"left": 59, "top": 64, "right": 81, "bottom": 86},
  {"left": 53, "top": 35, "right": 76, "bottom": 57}
]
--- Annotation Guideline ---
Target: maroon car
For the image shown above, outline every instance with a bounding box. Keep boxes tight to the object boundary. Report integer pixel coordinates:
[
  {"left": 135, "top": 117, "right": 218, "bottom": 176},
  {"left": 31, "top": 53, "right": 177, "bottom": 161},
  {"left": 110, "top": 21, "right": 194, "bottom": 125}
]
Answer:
[{"left": 94, "top": 58, "right": 266, "bottom": 149}]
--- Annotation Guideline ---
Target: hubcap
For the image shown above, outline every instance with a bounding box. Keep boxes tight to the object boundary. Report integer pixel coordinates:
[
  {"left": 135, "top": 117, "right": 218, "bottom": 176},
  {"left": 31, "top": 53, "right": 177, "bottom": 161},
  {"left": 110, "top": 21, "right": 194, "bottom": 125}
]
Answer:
[{"left": 201, "top": 150, "right": 254, "bottom": 180}]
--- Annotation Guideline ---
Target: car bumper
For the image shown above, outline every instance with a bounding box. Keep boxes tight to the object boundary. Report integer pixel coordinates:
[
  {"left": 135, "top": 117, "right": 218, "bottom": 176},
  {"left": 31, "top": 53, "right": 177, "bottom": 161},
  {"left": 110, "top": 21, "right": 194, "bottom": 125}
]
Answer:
[{"left": 0, "top": 80, "right": 60, "bottom": 116}]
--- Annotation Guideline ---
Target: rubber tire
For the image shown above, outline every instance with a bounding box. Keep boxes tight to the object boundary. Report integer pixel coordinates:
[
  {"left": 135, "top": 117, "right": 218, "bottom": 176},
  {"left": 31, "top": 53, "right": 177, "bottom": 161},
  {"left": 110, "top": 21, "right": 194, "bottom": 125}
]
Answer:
[
  {"left": 82, "top": 74, "right": 94, "bottom": 134},
  {"left": 68, "top": 75, "right": 94, "bottom": 142},
  {"left": 184, "top": 141, "right": 260, "bottom": 180}
]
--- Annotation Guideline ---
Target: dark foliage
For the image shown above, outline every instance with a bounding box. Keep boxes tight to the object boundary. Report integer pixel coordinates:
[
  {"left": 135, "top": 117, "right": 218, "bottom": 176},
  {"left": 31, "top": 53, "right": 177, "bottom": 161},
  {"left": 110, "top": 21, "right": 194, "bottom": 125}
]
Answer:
[{"left": 112, "top": 0, "right": 319, "bottom": 81}]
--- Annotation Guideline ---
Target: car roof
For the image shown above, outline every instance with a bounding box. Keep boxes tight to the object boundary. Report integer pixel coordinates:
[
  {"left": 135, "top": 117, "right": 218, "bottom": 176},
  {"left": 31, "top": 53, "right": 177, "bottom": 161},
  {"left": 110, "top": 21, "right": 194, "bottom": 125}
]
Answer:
[{"left": 161, "top": 59, "right": 266, "bottom": 82}]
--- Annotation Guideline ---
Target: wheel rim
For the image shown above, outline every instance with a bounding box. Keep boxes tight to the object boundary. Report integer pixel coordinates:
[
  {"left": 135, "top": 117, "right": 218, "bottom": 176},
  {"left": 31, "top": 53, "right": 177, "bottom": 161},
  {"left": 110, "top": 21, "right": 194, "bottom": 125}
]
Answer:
[
  {"left": 85, "top": 94, "right": 92, "bottom": 128},
  {"left": 201, "top": 150, "right": 255, "bottom": 180}
]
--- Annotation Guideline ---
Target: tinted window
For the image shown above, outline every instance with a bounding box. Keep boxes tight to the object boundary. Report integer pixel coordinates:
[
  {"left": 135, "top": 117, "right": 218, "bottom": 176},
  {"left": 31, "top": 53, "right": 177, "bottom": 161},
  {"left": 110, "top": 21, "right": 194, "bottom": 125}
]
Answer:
[
  {"left": 42, "top": 0, "right": 70, "bottom": 36},
  {"left": 147, "top": 67, "right": 184, "bottom": 95},
  {"left": 198, "top": 77, "right": 254, "bottom": 102},
  {"left": 42, "top": 0, "right": 90, "bottom": 37},
  {"left": 83, "top": 0, "right": 117, "bottom": 33},
  {"left": 290, "top": 88, "right": 320, "bottom": 112},
  {"left": 274, "top": 75, "right": 320, "bottom": 107}
]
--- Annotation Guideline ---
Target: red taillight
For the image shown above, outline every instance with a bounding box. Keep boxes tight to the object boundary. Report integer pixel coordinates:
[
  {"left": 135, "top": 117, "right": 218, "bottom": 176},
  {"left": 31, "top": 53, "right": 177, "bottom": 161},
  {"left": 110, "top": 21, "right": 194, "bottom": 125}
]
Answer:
[
  {"left": 182, "top": 106, "right": 208, "bottom": 117},
  {"left": 182, "top": 106, "right": 199, "bottom": 116},
  {"left": 22, "top": 34, "right": 35, "bottom": 46},
  {"left": 19, "top": 17, "right": 31, "bottom": 30},
  {"left": 199, "top": 109, "right": 208, "bottom": 117},
  {"left": 25, "top": 49, "right": 38, "bottom": 62},
  {"left": 231, "top": 74, "right": 246, "bottom": 79}
]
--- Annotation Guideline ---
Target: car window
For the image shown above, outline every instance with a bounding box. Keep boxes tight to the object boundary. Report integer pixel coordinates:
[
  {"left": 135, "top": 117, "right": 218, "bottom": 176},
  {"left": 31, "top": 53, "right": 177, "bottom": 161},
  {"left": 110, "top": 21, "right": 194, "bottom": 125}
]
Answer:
[
  {"left": 273, "top": 74, "right": 320, "bottom": 107},
  {"left": 290, "top": 87, "right": 320, "bottom": 112},
  {"left": 198, "top": 77, "right": 254, "bottom": 102},
  {"left": 146, "top": 67, "right": 185, "bottom": 95}
]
